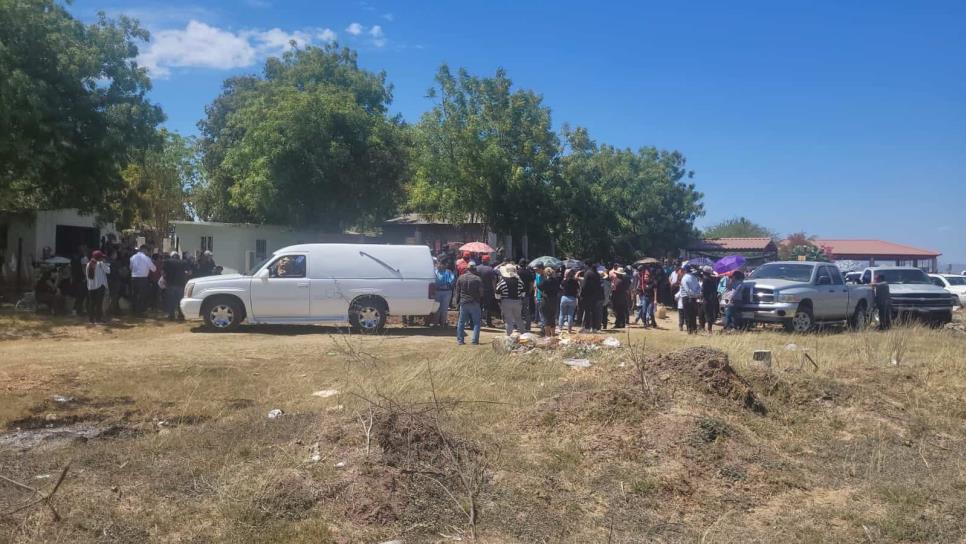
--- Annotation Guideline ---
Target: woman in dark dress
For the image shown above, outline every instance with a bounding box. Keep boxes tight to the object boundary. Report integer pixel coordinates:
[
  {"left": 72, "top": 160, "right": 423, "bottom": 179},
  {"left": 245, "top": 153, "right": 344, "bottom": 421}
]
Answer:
[{"left": 538, "top": 267, "right": 561, "bottom": 337}]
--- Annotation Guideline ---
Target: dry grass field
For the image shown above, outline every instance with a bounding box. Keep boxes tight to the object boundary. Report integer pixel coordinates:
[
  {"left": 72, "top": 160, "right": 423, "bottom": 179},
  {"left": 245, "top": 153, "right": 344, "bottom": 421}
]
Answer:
[{"left": 1, "top": 311, "right": 965, "bottom": 543}]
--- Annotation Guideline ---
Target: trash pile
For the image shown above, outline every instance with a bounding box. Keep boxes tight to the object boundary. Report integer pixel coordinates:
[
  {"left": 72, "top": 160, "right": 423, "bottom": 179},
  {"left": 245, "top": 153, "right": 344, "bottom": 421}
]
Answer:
[
  {"left": 944, "top": 321, "right": 966, "bottom": 334},
  {"left": 492, "top": 331, "right": 623, "bottom": 355}
]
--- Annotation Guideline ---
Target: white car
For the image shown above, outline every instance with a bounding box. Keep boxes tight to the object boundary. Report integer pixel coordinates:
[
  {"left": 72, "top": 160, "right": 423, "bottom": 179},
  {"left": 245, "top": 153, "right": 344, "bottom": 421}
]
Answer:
[
  {"left": 181, "top": 243, "right": 439, "bottom": 332},
  {"left": 929, "top": 274, "right": 966, "bottom": 308}
]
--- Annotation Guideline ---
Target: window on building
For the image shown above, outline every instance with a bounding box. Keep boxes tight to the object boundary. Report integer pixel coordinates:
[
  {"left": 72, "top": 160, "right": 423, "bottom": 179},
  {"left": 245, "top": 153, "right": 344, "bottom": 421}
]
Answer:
[
  {"left": 201, "top": 236, "right": 213, "bottom": 252},
  {"left": 255, "top": 239, "right": 267, "bottom": 260}
]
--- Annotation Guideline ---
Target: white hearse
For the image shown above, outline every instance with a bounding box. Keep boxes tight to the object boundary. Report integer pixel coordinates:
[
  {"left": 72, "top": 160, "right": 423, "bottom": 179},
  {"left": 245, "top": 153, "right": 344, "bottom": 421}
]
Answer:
[{"left": 180, "top": 243, "right": 438, "bottom": 332}]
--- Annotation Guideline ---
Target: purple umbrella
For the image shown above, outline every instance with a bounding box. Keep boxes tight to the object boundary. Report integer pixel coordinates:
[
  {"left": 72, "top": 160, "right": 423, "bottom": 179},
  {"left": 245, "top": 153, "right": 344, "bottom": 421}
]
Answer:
[{"left": 714, "top": 255, "right": 746, "bottom": 274}]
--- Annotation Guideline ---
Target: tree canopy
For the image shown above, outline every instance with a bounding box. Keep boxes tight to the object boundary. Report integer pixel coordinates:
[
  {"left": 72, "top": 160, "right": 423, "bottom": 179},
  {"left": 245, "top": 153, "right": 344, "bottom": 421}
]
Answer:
[
  {"left": 196, "top": 45, "right": 408, "bottom": 230},
  {"left": 0, "top": 0, "right": 163, "bottom": 214},
  {"left": 407, "top": 65, "right": 562, "bottom": 243},
  {"left": 556, "top": 127, "right": 704, "bottom": 260},
  {"left": 119, "top": 130, "right": 201, "bottom": 243},
  {"left": 702, "top": 217, "right": 777, "bottom": 240},
  {"left": 406, "top": 66, "right": 704, "bottom": 260}
]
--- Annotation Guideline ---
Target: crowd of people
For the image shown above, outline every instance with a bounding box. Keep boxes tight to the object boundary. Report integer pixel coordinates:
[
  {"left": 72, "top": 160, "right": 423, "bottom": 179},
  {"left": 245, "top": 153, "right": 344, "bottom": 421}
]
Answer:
[
  {"left": 32, "top": 241, "right": 220, "bottom": 324},
  {"left": 433, "top": 252, "right": 752, "bottom": 345}
]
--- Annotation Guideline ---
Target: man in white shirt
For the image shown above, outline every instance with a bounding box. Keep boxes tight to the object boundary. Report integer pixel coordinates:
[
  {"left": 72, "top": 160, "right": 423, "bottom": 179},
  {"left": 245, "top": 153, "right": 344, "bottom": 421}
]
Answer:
[
  {"left": 680, "top": 266, "right": 702, "bottom": 334},
  {"left": 129, "top": 245, "right": 156, "bottom": 316},
  {"left": 86, "top": 250, "right": 111, "bottom": 324}
]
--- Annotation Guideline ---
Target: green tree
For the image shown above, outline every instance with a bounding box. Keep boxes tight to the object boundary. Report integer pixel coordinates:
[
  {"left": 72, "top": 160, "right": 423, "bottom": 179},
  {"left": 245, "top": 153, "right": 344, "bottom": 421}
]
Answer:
[
  {"left": 703, "top": 217, "right": 777, "bottom": 239},
  {"left": 407, "top": 65, "right": 563, "bottom": 245},
  {"left": 0, "top": 0, "right": 163, "bottom": 213},
  {"left": 779, "top": 231, "right": 832, "bottom": 262},
  {"left": 556, "top": 127, "right": 704, "bottom": 261},
  {"left": 196, "top": 45, "right": 408, "bottom": 230},
  {"left": 119, "top": 130, "right": 201, "bottom": 244}
]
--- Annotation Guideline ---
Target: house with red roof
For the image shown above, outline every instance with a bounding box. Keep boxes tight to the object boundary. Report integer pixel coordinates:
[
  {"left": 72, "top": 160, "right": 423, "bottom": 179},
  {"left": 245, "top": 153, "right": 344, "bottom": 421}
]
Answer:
[
  {"left": 684, "top": 237, "right": 941, "bottom": 272},
  {"left": 812, "top": 239, "right": 941, "bottom": 272}
]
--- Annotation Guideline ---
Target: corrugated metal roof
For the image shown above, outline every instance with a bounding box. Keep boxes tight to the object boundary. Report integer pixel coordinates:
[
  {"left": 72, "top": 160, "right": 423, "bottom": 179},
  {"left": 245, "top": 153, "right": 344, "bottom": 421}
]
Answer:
[{"left": 814, "top": 239, "right": 940, "bottom": 258}]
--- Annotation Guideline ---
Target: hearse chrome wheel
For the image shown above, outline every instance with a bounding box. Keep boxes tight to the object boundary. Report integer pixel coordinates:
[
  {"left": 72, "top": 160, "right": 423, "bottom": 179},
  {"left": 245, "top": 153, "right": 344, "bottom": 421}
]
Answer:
[
  {"left": 209, "top": 304, "right": 235, "bottom": 328},
  {"left": 349, "top": 298, "right": 387, "bottom": 334},
  {"left": 357, "top": 306, "right": 382, "bottom": 330}
]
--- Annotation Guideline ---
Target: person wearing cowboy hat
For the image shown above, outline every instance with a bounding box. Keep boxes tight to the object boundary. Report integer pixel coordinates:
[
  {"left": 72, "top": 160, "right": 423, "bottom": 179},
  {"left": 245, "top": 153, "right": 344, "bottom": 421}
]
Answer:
[
  {"left": 495, "top": 263, "right": 525, "bottom": 336},
  {"left": 611, "top": 267, "right": 631, "bottom": 328}
]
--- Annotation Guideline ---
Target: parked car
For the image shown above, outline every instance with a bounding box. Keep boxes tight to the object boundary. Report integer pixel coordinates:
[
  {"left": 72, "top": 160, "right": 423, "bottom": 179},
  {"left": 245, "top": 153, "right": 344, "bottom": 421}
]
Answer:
[
  {"left": 181, "top": 244, "right": 439, "bottom": 332},
  {"left": 860, "top": 267, "right": 956, "bottom": 325},
  {"left": 928, "top": 274, "right": 966, "bottom": 308},
  {"left": 739, "top": 261, "right": 875, "bottom": 332}
]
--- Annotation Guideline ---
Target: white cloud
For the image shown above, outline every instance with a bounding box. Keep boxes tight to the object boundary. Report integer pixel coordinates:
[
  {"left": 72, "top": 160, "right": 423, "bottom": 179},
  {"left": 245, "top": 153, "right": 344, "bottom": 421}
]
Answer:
[
  {"left": 369, "top": 25, "right": 386, "bottom": 47},
  {"left": 247, "top": 27, "right": 312, "bottom": 56},
  {"left": 346, "top": 22, "right": 364, "bottom": 35},
  {"left": 139, "top": 20, "right": 256, "bottom": 77},
  {"left": 139, "top": 21, "right": 333, "bottom": 78},
  {"left": 382, "top": 13, "right": 394, "bottom": 21}
]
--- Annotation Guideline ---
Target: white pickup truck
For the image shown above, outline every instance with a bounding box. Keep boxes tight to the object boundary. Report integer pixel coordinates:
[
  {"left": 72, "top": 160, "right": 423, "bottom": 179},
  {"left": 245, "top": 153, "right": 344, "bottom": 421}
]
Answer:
[
  {"left": 742, "top": 261, "right": 875, "bottom": 332},
  {"left": 860, "top": 267, "right": 956, "bottom": 325},
  {"left": 180, "top": 243, "right": 439, "bottom": 332}
]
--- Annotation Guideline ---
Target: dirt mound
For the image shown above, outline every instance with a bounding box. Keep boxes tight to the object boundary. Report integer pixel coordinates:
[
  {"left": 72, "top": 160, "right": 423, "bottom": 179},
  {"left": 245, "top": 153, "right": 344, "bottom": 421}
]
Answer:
[
  {"left": 374, "top": 409, "right": 461, "bottom": 468},
  {"left": 647, "top": 347, "right": 767, "bottom": 414}
]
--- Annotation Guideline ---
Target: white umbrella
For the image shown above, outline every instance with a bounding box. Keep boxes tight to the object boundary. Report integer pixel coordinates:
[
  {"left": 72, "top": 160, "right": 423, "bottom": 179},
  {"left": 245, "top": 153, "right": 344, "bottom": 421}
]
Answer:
[{"left": 43, "top": 256, "right": 71, "bottom": 265}]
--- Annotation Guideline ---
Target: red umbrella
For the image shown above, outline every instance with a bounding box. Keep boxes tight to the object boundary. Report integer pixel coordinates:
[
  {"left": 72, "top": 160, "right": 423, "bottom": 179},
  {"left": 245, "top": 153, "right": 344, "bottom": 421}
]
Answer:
[{"left": 459, "top": 241, "right": 495, "bottom": 253}]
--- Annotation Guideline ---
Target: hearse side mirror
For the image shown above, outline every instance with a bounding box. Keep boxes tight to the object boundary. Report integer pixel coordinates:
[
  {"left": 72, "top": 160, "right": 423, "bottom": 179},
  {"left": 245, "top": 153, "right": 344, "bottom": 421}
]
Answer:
[{"left": 256, "top": 268, "right": 270, "bottom": 279}]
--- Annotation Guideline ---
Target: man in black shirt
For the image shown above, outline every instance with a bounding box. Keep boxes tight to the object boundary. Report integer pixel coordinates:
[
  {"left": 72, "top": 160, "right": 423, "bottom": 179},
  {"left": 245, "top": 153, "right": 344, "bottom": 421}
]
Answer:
[
  {"left": 475, "top": 256, "right": 497, "bottom": 328},
  {"left": 163, "top": 252, "right": 188, "bottom": 321},
  {"left": 611, "top": 268, "right": 631, "bottom": 328},
  {"left": 579, "top": 261, "right": 604, "bottom": 332},
  {"left": 454, "top": 262, "right": 484, "bottom": 345},
  {"left": 871, "top": 274, "right": 892, "bottom": 330},
  {"left": 517, "top": 258, "right": 534, "bottom": 331}
]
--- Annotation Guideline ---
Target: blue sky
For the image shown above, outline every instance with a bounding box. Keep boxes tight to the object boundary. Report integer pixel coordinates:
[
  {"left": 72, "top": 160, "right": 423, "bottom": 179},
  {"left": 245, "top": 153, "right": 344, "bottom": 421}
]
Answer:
[{"left": 72, "top": 0, "right": 966, "bottom": 265}]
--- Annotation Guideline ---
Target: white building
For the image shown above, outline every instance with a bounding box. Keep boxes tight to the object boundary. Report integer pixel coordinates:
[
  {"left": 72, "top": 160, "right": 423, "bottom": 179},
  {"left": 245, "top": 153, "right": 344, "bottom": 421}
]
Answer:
[
  {"left": 1, "top": 209, "right": 118, "bottom": 284},
  {"left": 170, "top": 221, "right": 372, "bottom": 275}
]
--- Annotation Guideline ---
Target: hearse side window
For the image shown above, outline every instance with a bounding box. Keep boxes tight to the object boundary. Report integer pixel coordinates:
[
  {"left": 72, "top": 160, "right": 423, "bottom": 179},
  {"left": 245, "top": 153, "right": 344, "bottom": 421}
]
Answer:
[{"left": 268, "top": 255, "right": 306, "bottom": 278}]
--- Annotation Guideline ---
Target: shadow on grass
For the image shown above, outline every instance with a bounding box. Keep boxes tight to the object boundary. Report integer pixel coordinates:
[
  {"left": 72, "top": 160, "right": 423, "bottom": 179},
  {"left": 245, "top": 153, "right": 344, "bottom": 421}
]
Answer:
[{"left": 188, "top": 323, "right": 513, "bottom": 337}]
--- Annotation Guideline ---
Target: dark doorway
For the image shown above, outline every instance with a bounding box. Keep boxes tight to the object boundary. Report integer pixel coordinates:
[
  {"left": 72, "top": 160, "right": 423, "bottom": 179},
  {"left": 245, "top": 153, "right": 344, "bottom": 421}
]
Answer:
[{"left": 55, "top": 225, "right": 99, "bottom": 257}]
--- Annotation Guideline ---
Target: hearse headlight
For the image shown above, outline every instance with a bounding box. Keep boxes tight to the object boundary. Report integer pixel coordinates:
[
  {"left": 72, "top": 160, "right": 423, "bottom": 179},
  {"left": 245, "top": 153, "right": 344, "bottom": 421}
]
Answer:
[{"left": 184, "top": 282, "right": 194, "bottom": 298}]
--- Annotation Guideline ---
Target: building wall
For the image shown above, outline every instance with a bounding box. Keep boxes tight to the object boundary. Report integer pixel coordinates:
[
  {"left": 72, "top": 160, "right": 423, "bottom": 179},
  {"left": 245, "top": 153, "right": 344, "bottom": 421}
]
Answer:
[
  {"left": 1, "top": 209, "right": 117, "bottom": 284},
  {"left": 832, "top": 255, "right": 939, "bottom": 272},
  {"left": 171, "top": 222, "right": 374, "bottom": 275},
  {"left": 173, "top": 223, "right": 313, "bottom": 275}
]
